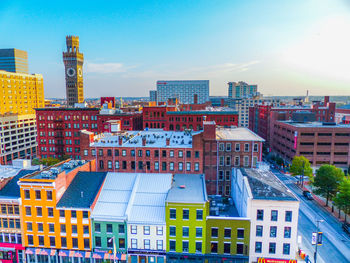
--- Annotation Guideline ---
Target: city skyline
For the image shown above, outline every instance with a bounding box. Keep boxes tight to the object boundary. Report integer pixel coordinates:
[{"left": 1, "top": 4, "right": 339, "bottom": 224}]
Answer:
[{"left": 1, "top": 0, "right": 350, "bottom": 98}]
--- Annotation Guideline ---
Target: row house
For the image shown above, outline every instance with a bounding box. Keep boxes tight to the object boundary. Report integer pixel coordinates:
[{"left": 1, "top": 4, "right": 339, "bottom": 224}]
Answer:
[{"left": 35, "top": 107, "right": 142, "bottom": 160}]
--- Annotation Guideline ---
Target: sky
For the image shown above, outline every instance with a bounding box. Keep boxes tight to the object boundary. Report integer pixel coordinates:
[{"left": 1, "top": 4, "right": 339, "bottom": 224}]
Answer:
[{"left": 1, "top": 0, "right": 350, "bottom": 98}]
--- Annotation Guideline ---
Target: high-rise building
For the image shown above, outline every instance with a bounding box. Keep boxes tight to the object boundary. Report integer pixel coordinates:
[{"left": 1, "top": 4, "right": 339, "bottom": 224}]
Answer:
[
  {"left": 157, "top": 80, "right": 209, "bottom": 104},
  {"left": 228, "top": 81, "right": 257, "bottom": 98},
  {"left": 149, "top": 90, "right": 157, "bottom": 102},
  {"left": 63, "top": 36, "right": 84, "bottom": 107},
  {"left": 0, "top": 48, "right": 29, "bottom": 74},
  {"left": 0, "top": 57, "right": 44, "bottom": 164}
]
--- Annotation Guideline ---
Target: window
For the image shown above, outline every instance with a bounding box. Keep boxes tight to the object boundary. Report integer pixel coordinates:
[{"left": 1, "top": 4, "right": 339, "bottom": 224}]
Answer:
[
  {"left": 49, "top": 223, "right": 55, "bottom": 233},
  {"left": 224, "top": 243, "right": 231, "bottom": 254},
  {"left": 196, "top": 227, "right": 202, "bottom": 238},
  {"left": 131, "top": 150, "right": 135, "bottom": 157},
  {"left": 211, "top": 242, "right": 218, "bottom": 253},
  {"left": 162, "top": 150, "right": 167, "bottom": 157},
  {"left": 183, "top": 227, "right": 189, "bottom": 237},
  {"left": 144, "top": 239, "right": 150, "bottom": 249},
  {"left": 255, "top": 242, "right": 262, "bottom": 253},
  {"left": 83, "top": 211, "right": 88, "bottom": 219},
  {"left": 83, "top": 225, "right": 89, "bottom": 234},
  {"left": 237, "top": 229, "right": 244, "bottom": 239},
  {"left": 46, "top": 191, "right": 53, "bottom": 201},
  {"left": 146, "top": 150, "right": 150, "bottom": 157},
  {"left": 38, "top": 236, "right": 44, "bottom": 246},
  {"left": 119, "top": 238, "right": 125, "bottom": 249},
  {"left": 256, "top": 225, "right": 263, "bottom": 237},
  {"left": 157, "top": 240, "right": 163, "bottom": 250},
  {"left": 234, "top": 156, "right": 240, "bottom": 166},
  {"left": 154, "top": 150, "right": 159, "bottom": 157},
  {"left": 271, "top": 210, "right": 278, "bottom": 221},
  {"left": 285, "top": 211, "right": 292, "bottom": 222},
  {"left": 224, "top": 228, "right": 231, "bottom": 238},
  {"left": 219, "top": 143, "right": 224, "bottom": 151},
  {"left": 169, "top": 162, "right": 174, "bottom": 171},
  {"left": 72, "top": 238, "right": 78, "bottom": 248},
  {"left": 178, "top": 150, "right": 183, "bottom": 157},
  {"left": 236, "top": 243, "right": 244, "bottom": 254},
  {"left": 122, "top": 161, "right": 127, "bottom": 169},
  {"left": 50, "top": 236, "right": 56, "bottom": 247},
  {"left": 131, "top": 238, "right": 137, "bottom": 249},
  {"left": 95, "top": 223, "right": 101, "bottom": 232},
  {"left": 35, "top": 190, "right": 41, "bottom": 200},
  {"left": 107, "top": 224, "right": 113, "bottom": 233},
  {"left": 108, "top": 161, "right": 112, "bottom": 169},
  {"left": 95, "top": 236, "right": 101, "bottom": 247},
  {"left": 24, "top": 190, "right": 30, "bottom": 199},
  {"left": 72, "top": 225, "right": 78, "bottom": 234},
  {"left": 27, "top": 235, "right": 33, "bottom": 245},
  {"left": 226, "top": 156, "right": 231, "bottom": 166},
  {"left": 183, "top": 241, "right": 189, "bottom": 252},
  {"left": 131, "top": 225, "right": 137, "bottom": 234},
  {"left": 157, "top": 226, "right": 163, "bottom": 235},
  {"left": 170, "top": 209, "right": 176, "bottom": 219},
  {"left": 186, "top": 162, "right": 191, "bottom": 171},
  {"left": 84, "top": 238, "right": 90, "bottom": 249},
  {"left": 211, "top": 228, "right": 218, "bottom": 238},
  {"left": 115, "top": 161, "right": 120, "bottom": 169},
  {"left": 107, "top": 149, "right": 112, "bottom": 156},
  {"left": 178, "top": 162, "right": 183, "bottom": 171},
  {"left": 119, "top": 224, "right": 125, "bottom": 234},
  {"left": 244, "top": 156, "right": 249, "bottom": 167},
  {"left": 36, "top": 207, "right": 42, "bottom": 217},
  {"left": 99, "top": 149, "right": 103, "bottom": 156},
  {"left": 283, "top": 243, "right": 290, "bottom": 255},
  {"left": 155, "top": 161, "right": 159, "bottom": 170},
  {"left": 196, "top": 210, "right": 203, "bottom": 220},
  {"left": 59, "top": 210, "right": 65, "bottom": 218},
  {"left": 269, "top": 243, "right": 276, "bottom": 254},
  {"left": 195, "top": 151, "right": 200, "bottom": 158},
  {"left": 196, "top": 241, "right": 202, "bottom": 253},
  {"left": 15, "top": 219, "right": 20, "bottom": 229},
  {"left": 26, "top": 222, "right": 32, "bottom": 231},
  {"left": 235, "top": 143, "right": 240, "bottom": 151},
  {"left": 144, "top": 226, "right": 150, "bottom": 235},
  {"left": 257, "top": 210, "right": 264, "bottom": 220},
  {"left": 169, "top": 240, "right": 176, "bottom": 251},
  {"left": 194, "top": 162, "right": 199, "bottom": 171},
  {"left": 25, "top": 207, "right": 31, "bottom": 216},
  {"left": 226, "top": 143, "right": 232, "bottom": 151},
  {"left": 48, "top": 207, "right": 54, "bottom": 217},
  {"left": 115, "top": 149, "right": 119, "bottom": 156},
  {"left": 84, "top": 149, "right": 88, "bottom": 156},
  {"left": 284, "top": 227, "right": 291, "bottom": 238},
  {"left": 71, "top": 210, "right": 77, "bottom": 218},
  {"left": 270, "top": 226, "right": 277, "bottom": 238},
  {"left": 254, "top": 143, "right": 258, "bottom": 152},
  {"left": 61, "top": 237, "right": 67, "bottom": 248},
  {"left": 14, "top": 205, "right": 19, "bottom": 215},
  {"left": 244, "top": 143, "right": 249, "bottom": 152},
  {"left": 183, "top": 209, "right": 189, "bottom": 220},
  {"left": 60, "top": 224, "right": 66, "bottom": 233},
  {"left": 170, "top": 226, "right": 176, "bottom": 236},
  {"left": 122, "top": 150, "right": 126, "bottom": 156},
  {"left": 162, "top": 162, "right": 167, "bottom": 171}
]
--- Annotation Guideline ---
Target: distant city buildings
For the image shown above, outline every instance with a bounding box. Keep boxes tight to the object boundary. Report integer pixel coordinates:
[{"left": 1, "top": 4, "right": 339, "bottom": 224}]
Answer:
[
  {"left": 63, "top": 36, "right": 84, "bottom": 107},
  {"left": 0, "top": 48, "right": 29, "bottom": 74},
  {"left": 228, "top": 82, "right": 258, "bottom": 99},
  {"left": 156, "top": 80, "right": 209, "bottom": 104},
  {"left": 149, "top": 90, "right": 157, "bottom": 102}
]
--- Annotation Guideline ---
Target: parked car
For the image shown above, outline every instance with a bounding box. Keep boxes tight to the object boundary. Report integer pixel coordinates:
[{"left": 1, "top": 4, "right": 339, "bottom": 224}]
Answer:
[
  {"left": 342, "top": 223, "right": 350, "bottom": 236},
  {"left": 303, "top": 190, "right": 314, "bottom": 200}
]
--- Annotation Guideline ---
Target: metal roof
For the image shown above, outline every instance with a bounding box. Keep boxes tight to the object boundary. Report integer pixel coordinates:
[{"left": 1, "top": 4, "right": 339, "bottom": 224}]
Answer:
[
  {"left": 166, "top": 174, "right": 208, "bottom": 204},
  {"left": 216, "top": 127, "right": 264, "bottom": 142}
]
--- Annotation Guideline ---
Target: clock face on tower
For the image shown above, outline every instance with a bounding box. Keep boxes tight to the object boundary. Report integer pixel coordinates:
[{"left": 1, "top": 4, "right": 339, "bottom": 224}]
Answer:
[{"left": 67, "top": 67, "right": 76, "bottom": 77}]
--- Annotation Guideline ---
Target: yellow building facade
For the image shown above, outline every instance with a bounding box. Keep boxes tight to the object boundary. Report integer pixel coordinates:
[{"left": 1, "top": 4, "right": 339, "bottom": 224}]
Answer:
[{"left": 0, "top": 70, "right": 44, "bottom": 116}]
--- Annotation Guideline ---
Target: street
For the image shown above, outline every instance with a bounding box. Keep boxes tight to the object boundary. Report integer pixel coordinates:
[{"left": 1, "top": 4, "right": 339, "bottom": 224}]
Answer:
[{"left": 272, "top": 169, "right": 350, "bottom": 263}]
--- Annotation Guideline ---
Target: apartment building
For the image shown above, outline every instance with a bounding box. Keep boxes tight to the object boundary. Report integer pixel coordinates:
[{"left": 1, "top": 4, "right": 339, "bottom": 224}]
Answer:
[
  {"left": 231, "top": 168, "right": 299, "bottom": 263},
  {"left": 228, "top": 82, "right": 257, "bottom": 99}
]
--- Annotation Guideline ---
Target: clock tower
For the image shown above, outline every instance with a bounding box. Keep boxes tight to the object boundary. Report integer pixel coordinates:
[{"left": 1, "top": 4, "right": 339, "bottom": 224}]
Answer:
[{"left": 63, "top": 35, "right": 84, "bottom": 107}]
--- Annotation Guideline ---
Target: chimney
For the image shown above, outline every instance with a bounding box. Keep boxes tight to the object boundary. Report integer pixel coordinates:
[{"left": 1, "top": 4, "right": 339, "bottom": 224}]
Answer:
[
  {"left": 142, "top": 137, "right": 146, "bottom": 146},
  {"left": 119, "top": 137, "right": 123, "bottom": 146},
  {"left": 203, "top": 121, "right": 216, "bottom": 140},
  {"left": 194, "top": 94, "right": 198, "bottom": 104},
  {"left": 324, "top": 96, "right": 329, "bottom": 105},
  {"left": 166, "top": 138, "right": 170, "bottom": 146}
]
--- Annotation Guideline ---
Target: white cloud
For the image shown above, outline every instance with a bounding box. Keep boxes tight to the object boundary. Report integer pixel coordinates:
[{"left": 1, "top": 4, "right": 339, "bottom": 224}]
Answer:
[{"left": 85, "top": 62, "right": 126, "bottom": 74}]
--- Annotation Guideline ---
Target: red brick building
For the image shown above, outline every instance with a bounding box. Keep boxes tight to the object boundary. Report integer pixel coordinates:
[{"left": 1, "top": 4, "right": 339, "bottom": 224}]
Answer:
[
  {"left": 80, "top": 122, "right": 263, "bottom": 196},
  {"left": 336, "top": 108, "right": 350, "bottom": 124},
  {"left": 142, "top": 105, "right": 238, "bottom": 131},
  {"left": 35, "top": 107, "right": 142, "bottom": 160},
  {"left": 271, "top": 120, "right": 350, "bottom": 170},
  {"left": 249, "top": 96, "right": 336, "bottom": 148}
]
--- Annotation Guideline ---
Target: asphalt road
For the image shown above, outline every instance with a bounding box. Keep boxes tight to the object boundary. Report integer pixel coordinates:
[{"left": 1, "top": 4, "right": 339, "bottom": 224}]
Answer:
[{"left": 272, "top": 169, "right": 350, "bottom": 263}]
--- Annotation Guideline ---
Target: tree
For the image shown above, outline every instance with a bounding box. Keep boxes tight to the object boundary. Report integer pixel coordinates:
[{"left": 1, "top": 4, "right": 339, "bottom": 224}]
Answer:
[
  {"left": 334, "top": 178, "right": 350, "bottom": 223},
  {"left": 313, "top": 164, "right": 344, "bottom": 206},
  {"left": 40, "top": 157, "right": 61, "bottom": 166},
  {"left": 290, "top": 156, "right": 313, "bottom": 185}
]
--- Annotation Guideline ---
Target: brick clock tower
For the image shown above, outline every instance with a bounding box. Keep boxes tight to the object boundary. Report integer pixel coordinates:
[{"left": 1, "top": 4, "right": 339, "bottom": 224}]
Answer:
[{"left": 63, "top": 35, "right": 84, "bottom": 107}]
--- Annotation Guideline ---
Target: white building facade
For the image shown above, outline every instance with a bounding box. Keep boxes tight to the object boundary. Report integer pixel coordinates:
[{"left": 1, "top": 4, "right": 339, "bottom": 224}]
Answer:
[
  {"left": 231, "top": 168, "right": 299, "bottom": 263},
  {"left": 156, "top": 80, "right": 209, "bottom": 104}
]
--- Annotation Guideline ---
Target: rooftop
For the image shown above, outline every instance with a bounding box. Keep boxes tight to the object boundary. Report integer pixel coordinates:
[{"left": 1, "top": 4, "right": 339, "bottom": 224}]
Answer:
[
  {"left": 91, "top": 130, "right": 200, "bottom": 148},
  {"left": 166, "top": 174, "right": 208, "bottom": 203},
  {"left": 278, "top": 120, "right": 350, "bottom": 128},
  {"left": 56, "top": 172, "right": 107, "bottom": 209},
  {"left": 241, "top": 168, "right": 297, "bottom": 201},
  {"left": 92, "top": 173, "right": 172, "bottom": 224},
  {"left": 216, "top": 127, "right": 264, "bottom": 142}
]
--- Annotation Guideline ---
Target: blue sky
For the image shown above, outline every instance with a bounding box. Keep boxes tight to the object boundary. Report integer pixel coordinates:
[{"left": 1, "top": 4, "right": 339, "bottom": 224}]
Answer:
[{"left": 1, "top": 0, "right": 350, "bottom": 98}]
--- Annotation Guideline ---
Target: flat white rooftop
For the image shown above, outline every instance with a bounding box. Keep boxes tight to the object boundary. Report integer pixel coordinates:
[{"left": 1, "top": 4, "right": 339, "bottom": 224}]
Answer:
[{"left": 216, "top": 127, "right": 264, "bottom": 142}]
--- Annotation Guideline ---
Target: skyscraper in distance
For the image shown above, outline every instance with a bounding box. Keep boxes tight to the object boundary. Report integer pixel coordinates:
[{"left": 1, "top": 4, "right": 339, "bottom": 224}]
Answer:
[
  {"left": 63, "top": 36, "right": 84, "bottom": 107},
  {"left": 0, "top": 48, "right": 29, "bottom": 74}
]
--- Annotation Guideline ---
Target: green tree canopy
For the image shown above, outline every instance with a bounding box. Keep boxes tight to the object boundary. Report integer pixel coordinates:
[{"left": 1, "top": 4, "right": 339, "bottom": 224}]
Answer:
[
  {"left": 290, "top": 155, "right": 313, "bottom": 177},
  {"left": 313, "top": 164, "right": 344, "bottom": 206},
  {"left": 334, "top": 177, "right": 350, "bottom": 222},
  {"left": 40, "top": 157, "right": 61, "bottom": 166}
]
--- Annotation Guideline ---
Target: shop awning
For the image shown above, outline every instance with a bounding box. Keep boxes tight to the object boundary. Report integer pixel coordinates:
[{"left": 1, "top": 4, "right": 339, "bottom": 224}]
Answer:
[
  {"left": 58, "top": 250, "right": 68, "bottom": 257},
  {"left": 40, "top": 249, "right": 50, "bottom": 255},
  {"left": 85, "top": 251, "right": 91, "bottom": 258},
  {"left": 25, "top": 248, "right": 34, "bottom": 255},
  {"left": 50, "top": 249, "right": 56, "bottom": 256},
  {"left": 92, "top": 252, "right": 103, "bottom": 259},
  {"left": 75, "top": 251, "right": 84, "bottom": 258},
  {"left": 35, "top": 249, "right": 41, "bottom": 255},
  {"left": 69, "top": 251, "right": 75, "bottom": 257}
]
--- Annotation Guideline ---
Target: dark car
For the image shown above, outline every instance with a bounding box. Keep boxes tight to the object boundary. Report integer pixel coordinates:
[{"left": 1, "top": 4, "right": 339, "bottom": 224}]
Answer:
[
  {"left": 342, "top": 223, "right": 350, "bottom": 236},
  {"left": 303, "top": 190, "right": 314, "bottom": 200}
]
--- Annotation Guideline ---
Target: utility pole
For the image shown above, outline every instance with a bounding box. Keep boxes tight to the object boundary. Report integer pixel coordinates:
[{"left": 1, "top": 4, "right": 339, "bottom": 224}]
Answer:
[
  {"left": 301, "top": 159, "right": 305, "bottom": 188},
  {"left": 314, "top": 219, "right": 324, "bottom": 263}
]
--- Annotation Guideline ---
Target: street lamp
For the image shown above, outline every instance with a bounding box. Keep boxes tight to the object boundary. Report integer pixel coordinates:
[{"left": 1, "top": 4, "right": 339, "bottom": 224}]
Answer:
[
  {"left": 314, "top": 219, "right": 324, "bottom": 263},
  {"left": 108, "top": 236, "right": 117, "bottom": 263}
]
